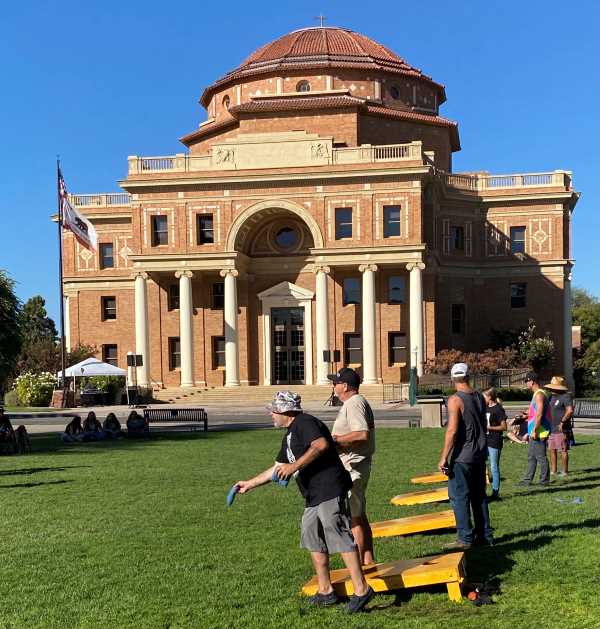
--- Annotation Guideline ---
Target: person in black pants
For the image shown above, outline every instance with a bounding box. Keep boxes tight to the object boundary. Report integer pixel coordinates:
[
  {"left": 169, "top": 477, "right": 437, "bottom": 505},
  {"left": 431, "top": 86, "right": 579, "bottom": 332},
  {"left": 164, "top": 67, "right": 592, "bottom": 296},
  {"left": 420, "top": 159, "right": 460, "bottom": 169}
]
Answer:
[{"left": 437, "top": 363, "right": 493, "bottom": 550}]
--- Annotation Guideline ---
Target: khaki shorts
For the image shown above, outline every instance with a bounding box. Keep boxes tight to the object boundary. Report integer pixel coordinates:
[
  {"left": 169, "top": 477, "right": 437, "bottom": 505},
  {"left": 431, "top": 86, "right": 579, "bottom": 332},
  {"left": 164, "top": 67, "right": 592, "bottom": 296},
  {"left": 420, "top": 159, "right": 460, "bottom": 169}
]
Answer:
[
  {"left": 348, "top": 462, "right": 371, "bottom": 518},
  {"left": 300, "top": 495, "right": 356, "bottom": 554}
]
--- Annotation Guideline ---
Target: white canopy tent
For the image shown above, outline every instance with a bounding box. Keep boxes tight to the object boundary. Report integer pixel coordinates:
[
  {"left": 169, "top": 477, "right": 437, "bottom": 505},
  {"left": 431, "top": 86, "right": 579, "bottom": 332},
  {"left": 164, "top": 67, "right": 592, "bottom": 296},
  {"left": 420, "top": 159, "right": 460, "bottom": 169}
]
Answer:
[{"left": 57, "top": 357, "right": 127, "bottom": 379}]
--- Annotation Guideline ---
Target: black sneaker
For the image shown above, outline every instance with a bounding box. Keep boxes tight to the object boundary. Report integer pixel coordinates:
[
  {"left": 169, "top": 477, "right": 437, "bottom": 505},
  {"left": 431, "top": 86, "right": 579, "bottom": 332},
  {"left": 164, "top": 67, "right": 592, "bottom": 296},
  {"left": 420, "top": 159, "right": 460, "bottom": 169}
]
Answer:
[
  {"left": 488, "top": 490, "right": 501, "bottom": 501},
  {"left": 516, "top": 480, "right": 531, "bottom": 487},
  {"left": 307, "top": 590, "right": 339, "bottom": 606},
  {"left": 442, "top": 539, "right": 472, "bottom": 551},
  {"left": 346, "top": 586, "right": 374, "bottom": 613}
]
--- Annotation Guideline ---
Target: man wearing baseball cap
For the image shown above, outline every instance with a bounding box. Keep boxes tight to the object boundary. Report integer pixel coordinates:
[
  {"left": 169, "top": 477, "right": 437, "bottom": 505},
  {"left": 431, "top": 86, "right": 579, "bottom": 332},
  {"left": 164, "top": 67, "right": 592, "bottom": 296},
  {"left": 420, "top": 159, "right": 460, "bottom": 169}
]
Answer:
[
  {"left": 438, "top": 363, "right": 493, "bottom": 550},
  {"left": 328, "top": 368, "right": 376, "bottom": 566},
  {"left": 235, "top": 391, "right": 374, "bottom": 613}
]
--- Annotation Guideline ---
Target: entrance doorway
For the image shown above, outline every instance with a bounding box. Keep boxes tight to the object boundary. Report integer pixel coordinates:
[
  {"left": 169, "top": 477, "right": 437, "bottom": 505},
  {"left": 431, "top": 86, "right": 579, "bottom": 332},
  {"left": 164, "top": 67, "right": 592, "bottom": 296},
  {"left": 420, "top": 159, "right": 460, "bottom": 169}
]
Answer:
[{"left": 271, "top": 307, "right": 305, "bottom": 384}]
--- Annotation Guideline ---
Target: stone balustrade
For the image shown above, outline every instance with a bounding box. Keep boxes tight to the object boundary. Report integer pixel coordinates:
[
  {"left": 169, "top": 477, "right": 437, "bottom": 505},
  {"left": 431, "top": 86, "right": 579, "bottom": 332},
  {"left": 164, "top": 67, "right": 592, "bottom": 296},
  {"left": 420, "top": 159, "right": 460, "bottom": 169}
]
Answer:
[
  {"left": 69, "top": 193, "right": 130, "bottom": 207},
  {"left": 439, "top": 170, "right": 571, "bottom": 192}
]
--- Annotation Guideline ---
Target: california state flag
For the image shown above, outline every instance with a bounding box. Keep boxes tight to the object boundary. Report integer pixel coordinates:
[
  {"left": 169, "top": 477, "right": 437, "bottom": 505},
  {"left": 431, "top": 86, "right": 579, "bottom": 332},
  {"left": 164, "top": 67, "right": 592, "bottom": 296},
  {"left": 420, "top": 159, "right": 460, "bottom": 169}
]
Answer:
[{"left": 58, "top": 169, "right": 98, "bottom": 251}]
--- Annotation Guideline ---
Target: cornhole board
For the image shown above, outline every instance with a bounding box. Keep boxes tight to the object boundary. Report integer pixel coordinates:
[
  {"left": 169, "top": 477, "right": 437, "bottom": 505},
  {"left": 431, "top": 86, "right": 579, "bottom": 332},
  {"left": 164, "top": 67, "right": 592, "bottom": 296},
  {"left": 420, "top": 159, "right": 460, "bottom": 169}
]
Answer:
[
  {"left": 302, "top": 552, "right": 465, "bottom": 602},
  {"left": 371, "top": 510, "right": 456, "bottom": 538},
  {"left": 390, "top": 487, "right": 449, "bottom": 506},
  {"left": 410, "top": 473, "right": 490, "bottom": 485},
  {"left": 411, "top": 472, "right": 448, "bottom": 485}
]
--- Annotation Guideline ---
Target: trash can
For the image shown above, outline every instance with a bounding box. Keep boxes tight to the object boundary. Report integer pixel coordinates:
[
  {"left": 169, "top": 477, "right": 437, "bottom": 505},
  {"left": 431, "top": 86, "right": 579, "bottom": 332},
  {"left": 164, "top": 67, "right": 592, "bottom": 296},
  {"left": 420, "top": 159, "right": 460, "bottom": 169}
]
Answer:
[{"left": 416, "top": 395, "right": 445, "bottom": 428}]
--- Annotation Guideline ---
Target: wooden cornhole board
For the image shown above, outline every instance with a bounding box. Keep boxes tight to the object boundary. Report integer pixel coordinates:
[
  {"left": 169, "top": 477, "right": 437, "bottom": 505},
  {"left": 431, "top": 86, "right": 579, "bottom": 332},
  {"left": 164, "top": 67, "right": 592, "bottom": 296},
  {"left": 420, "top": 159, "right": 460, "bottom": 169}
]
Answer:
[
  {"left": 302, "top": 552, "right": 465, "bottom": 602},
  {"left": 411, "top": 472, "right": 448, "bottom": 485},
  {"left": 371, "top": 510, "right": 456, "bottom": 538},
  {"left": 390, "top": 487, "right": 449, "bottom": 506}
]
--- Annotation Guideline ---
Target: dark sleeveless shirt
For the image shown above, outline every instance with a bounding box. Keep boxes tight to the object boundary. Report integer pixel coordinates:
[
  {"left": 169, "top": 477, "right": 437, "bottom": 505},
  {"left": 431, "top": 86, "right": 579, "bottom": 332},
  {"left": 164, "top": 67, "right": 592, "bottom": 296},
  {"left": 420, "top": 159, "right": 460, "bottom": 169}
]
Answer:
[{"left": 451, "top": 390, "right": 488, "bottom": 464}]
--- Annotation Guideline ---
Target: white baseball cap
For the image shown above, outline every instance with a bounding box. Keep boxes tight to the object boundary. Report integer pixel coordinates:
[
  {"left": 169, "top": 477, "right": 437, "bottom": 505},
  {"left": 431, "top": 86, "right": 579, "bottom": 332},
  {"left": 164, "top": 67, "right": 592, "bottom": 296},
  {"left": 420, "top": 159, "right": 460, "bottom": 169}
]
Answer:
[{"left": 451, "top": 362, "right": 469, "bottom": 378}]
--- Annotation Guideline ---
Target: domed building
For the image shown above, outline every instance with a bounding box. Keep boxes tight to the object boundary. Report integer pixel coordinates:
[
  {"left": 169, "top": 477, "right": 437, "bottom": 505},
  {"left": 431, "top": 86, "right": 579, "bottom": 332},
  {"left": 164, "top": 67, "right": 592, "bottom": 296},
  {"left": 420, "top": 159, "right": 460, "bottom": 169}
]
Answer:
[{"left": 62, "top": 26, "right": 577, "bottom": 394}]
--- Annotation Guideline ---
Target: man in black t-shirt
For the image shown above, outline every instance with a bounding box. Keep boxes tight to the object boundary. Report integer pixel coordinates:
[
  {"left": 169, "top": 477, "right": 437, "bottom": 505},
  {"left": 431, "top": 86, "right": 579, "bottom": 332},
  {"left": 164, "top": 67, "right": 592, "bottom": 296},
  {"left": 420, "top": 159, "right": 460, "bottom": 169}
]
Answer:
[
  {"left": 236, "top": 391, "right": 374, "bottom": 614},
  {"left": 545, "top": 376, "right": 574, "bottom": 477}
]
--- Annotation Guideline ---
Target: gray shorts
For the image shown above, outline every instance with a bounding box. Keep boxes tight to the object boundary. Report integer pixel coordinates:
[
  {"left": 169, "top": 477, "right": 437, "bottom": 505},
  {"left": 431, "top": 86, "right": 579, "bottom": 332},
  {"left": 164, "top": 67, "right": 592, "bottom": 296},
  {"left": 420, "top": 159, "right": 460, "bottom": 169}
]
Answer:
[{"left": 300, "top": 495, "right": 356, "bottom": 554}]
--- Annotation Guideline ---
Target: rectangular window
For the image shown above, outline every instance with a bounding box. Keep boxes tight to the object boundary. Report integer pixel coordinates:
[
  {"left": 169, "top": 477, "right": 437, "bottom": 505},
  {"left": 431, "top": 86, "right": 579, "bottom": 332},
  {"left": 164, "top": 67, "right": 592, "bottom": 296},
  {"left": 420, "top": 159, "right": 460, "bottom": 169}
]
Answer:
[
  {"left": 510, "top": 226, "right": 526, "bottom": 254},
  {"left": 389, "top": 333, "right": 407, "bottom": 365},
  {"left": 169, "top": 337, "right": 181, "bottom": 370},
  {"left": 343, "top": 277, "right": 361, "bottom": 305},
  {"left": 451, "top": 304, "right": 465, "bottom": 335},
  {"left": 102, "top": 344, "right": 118, "bottom": 367},
  {"left": 151, "top": 215, "right": 168, "bottom": 246},
  {"left": 168, "top": 284, "right": 180, "bottom": 310},
  {"left": 451, "top": 225, "right": 465, "bottom": 251},
  {"left": 197, "top": 214, "right": 214, "bottom": 245},
  {"left": 335, "top": 207, "right": 353, "bottom": 239},
  {"left": 101, "top": 296, "right": 117, "bottom": 321},
  {"left": 383, "top": 205, "right": 401, "bottom": 238},
  {"left": 213, "top": 336, "right": 226, "bottom": 368},
  {"left": 99, "top": 243, "right": 114, "bottom": 269},
  {"left": 344, "top": 334, "right": 362, "bottom": 365},
  {"left": 388, "top": 276, "right": 406, "bottom": 304},
  {"left": 511, "top": 283, "right": 527, "bottom": 309},
  {"left": 212, "top": 282, "right": 224, "bottom": 309}
]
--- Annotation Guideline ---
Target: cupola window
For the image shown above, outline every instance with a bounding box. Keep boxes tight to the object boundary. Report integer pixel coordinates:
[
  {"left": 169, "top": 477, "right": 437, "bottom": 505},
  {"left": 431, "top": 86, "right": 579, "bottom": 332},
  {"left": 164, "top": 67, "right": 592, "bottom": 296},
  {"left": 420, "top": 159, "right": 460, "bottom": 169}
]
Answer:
[
  {"left": 296, "top": 80, "right": 311, "bottom": 93},
  {"left": 222, "top": 95, "right": 230, "bottom": 110},
  {"left": 390, "top": 85, "right": 400, "bottom": 100}
]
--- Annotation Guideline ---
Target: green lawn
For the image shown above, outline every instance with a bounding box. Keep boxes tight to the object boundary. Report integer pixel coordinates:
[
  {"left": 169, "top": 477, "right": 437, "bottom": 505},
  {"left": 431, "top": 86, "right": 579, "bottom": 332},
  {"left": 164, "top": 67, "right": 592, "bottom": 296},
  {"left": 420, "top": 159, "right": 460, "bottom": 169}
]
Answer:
[{"left": 0, "top": 428, "right": 598, "bottom": 629}]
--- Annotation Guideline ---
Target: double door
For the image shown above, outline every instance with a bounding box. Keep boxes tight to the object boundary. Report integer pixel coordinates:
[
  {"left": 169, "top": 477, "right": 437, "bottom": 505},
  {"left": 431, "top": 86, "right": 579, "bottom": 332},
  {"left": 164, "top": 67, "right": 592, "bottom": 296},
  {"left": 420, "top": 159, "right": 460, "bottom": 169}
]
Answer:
[{"left": 272, "top": 307, "right": 305, "bottom": 385}]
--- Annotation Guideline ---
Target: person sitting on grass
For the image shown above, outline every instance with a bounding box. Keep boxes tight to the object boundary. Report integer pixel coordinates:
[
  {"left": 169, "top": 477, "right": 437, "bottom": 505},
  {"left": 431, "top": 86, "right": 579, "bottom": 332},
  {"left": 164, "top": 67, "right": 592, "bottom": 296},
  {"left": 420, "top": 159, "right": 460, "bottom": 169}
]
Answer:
[
  {"left": 62, "top": 416, "right": 84, "bottom": 443},
  {"left": 82, "top": 411, "right": 105, "bottom": 441},
  {"left": 235, "top": 391, "right": 375, "bottom": 614},
  {"left": 0, "top": 408, "right": 17, "bottom": 454},
  {"left": 483, "top": 387, "right": 507, "bottom": 501},
  {"left": 507, "top": 415, "right": 528, "bottom": 445},
  {"left": 126, "top": 411, "right": 149, "bottom": 438},
  {"left": 103, "top": 412, "right": 123, "bottom": 439}
]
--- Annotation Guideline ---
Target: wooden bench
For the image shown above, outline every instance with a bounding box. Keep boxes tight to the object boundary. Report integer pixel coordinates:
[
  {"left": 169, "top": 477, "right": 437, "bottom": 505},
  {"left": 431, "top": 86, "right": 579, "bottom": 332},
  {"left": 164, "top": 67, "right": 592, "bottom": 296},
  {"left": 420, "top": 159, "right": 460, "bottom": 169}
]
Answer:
[
  {"left": 390, "top": 487, "right": 449, "bottom": 506},
  {"left": 371, "top": 510, "right": 456, "bottom": 539},
  {"left": 302, "top": 552, "right": 465, "bottom": 602},
  {"left": 573, "top": 399, "right": 600, "bottom": 420},
  {"left": 143, "top": 408, "right": 208, "bottom": 432}
]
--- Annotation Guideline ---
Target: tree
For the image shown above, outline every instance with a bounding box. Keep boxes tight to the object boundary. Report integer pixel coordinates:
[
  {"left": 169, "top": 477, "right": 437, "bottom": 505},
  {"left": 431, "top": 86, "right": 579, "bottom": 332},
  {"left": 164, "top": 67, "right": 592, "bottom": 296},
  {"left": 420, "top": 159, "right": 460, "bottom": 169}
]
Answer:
[
  {"left": 572, "top": 288, "right": 600, "bottom": 352},
  {"left": 19, "top": 296, "right": 57, "bottom": 344},
  {"left": 517, "top": 319, "right": 555, "bottom": 371},
  {"left": 0, "top": 270, "right": 23, "bottom": 389}
]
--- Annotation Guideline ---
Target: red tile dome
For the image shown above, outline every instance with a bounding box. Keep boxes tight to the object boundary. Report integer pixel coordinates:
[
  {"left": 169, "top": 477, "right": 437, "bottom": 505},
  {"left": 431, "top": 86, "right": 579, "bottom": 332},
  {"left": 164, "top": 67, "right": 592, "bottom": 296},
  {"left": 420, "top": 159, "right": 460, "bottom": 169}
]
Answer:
[{"left": 200, "top": 27, "right": 445, "bottom": 106}]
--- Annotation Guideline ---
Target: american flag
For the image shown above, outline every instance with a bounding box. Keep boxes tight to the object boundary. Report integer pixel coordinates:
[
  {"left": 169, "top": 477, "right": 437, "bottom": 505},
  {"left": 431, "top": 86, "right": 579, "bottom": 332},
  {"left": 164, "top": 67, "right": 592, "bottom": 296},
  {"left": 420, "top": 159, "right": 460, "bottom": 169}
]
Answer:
[{"left": 58, "top": 169, "right": 97, "bottom": 251}]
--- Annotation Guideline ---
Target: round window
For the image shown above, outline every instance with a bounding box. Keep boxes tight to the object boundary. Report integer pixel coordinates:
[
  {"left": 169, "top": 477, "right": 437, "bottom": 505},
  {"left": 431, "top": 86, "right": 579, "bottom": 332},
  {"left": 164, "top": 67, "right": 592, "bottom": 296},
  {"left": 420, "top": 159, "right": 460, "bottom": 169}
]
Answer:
[
  {"left": 275, "top": 227, "right": 298, "bottom": 249},
  {"left": 296, "top": 80, "right": 311, "bottom": 93},
  {"left": 390, "top": 85, "right": 400, "bottom": 100}
]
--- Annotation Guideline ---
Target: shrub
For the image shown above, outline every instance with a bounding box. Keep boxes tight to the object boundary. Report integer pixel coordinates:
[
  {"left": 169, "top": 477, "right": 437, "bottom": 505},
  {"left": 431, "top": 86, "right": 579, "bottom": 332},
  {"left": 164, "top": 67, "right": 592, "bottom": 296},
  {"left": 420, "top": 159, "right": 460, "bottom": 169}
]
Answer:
[
  {"left": 425, "top": 348, "right": 522, "bottom": 375},
  {"left": 3, "top": 388, "right": 20, "bottom": 407},
  {"left": 15, "top": 371, "right": 57, "bottom": 407},
  {"left": 85, "top": 376, "right": 125, "bottom": 394}
]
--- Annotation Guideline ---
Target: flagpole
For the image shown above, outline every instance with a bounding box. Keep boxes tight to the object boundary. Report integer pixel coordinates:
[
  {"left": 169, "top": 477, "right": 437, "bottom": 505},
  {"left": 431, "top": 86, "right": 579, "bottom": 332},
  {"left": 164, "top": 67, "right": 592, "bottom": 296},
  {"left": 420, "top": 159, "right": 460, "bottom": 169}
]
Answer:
[{"left": 57, "top": 158, "right": 67, "bottom": 408}]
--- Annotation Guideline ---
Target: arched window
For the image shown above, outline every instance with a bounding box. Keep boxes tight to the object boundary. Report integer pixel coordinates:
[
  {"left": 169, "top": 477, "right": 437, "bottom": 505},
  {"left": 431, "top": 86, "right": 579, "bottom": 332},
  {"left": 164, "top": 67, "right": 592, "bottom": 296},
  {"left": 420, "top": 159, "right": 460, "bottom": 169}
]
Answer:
[
  {"left": 390, "top": 85, "right": 400, "bottom": 100},
  {"left": 222, "top": 95, "right": 231, "bottom": 110},
  {"left": 296, "top": 80, "right": 311, "bottom": 93}
]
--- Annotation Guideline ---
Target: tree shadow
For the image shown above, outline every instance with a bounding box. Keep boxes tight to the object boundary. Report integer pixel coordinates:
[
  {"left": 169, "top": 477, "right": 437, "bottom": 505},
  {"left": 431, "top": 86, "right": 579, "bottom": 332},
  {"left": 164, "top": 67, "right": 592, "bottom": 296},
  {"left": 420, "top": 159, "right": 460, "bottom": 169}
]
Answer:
[
  {"left": 0, "top": 479, "right": 73, "bottom": 490},
  {"left": 506, "top": 480, "right": 600, "bottom": 498},
  {"left": 495, "top": 518, "right": 600, "bottom": 543},
  {"left": 0, "top": 466, "right": 91, "bottom": 476}
]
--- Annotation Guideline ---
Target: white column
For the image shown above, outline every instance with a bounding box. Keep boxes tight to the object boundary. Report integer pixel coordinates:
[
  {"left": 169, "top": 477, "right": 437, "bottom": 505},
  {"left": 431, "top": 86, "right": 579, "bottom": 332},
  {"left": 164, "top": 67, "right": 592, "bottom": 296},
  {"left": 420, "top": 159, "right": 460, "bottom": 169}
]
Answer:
[
  {"left": 220, "top": 269, "right": 240, "bottom": 387},
  {"left": 407, "top": 262, "right": 425, "bottom": 377},
  {"left": 134, "top": 272, "right": 150, "bottom": 387},
  {"left": 64, "top": 295, "right": 71, "bottom": 352},
  {"left": 359, "top": 264, "right": 378, "bottom": 384},
  {"left": 563, "top": 268, "right": 573, "bottom": 388},
  {"left": 176, "top": 270, "right": 194, "bottom": 388},
  {"left": 314, "top": 265, "right": 331, "bottom": 385}
]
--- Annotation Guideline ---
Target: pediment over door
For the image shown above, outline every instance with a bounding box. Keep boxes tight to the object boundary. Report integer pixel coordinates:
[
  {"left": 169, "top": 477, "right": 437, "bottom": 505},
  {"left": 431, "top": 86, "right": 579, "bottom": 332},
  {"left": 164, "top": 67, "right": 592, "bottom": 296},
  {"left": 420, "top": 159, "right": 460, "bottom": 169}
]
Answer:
[{"left": 257, "top": 281, "right": 314, "bottom": 302}]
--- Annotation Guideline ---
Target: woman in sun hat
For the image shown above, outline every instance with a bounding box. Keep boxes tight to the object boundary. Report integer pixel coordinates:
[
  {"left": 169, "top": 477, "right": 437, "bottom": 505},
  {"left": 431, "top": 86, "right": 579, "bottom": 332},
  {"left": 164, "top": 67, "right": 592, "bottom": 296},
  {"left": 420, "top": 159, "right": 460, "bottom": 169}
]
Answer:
[{"left": 545, "top": 376, "right": 574, "bottom": 477}]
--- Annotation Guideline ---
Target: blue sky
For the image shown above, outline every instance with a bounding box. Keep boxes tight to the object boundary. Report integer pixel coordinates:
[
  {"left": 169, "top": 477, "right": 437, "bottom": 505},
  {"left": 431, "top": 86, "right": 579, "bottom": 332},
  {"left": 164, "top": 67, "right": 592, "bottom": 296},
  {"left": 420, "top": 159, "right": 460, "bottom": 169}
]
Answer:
[{"left": 1, "top": 0, "right": 598, "bottom": 323}]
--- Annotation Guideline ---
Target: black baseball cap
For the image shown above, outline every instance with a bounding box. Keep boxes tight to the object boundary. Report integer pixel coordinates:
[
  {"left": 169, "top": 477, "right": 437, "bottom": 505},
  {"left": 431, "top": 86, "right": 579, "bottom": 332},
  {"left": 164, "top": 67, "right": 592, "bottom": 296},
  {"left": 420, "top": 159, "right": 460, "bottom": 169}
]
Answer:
[
  {"left": 328, "top": 368, "right": 361, "bottom": 388},
  {"left": 525, "top": 371, "right": 538, "bottom": 383}
]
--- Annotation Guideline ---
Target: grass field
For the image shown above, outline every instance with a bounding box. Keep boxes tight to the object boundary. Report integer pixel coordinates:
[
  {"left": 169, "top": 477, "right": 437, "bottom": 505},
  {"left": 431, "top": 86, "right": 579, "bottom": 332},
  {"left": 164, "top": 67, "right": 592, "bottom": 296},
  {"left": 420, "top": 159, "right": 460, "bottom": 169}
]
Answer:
[{"left": 0, "top": 427, "right": 598, "bottom": 629}]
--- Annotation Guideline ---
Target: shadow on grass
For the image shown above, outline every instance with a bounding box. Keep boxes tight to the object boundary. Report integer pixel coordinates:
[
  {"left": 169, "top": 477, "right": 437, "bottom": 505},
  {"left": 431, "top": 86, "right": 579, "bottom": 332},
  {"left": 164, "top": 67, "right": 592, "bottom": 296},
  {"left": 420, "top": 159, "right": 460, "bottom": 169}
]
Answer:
[
  {"left": 0, "top": 479, "right": 73, "bottom": 490},
  {"left": 0, "top": 465, "right": 91, "bottom": 476},
  {"left": 506, "top": 480, "right": 600, "bottom": 498},
  {"left": 495, "top": 518, "right": 600, "bottom": 543}
]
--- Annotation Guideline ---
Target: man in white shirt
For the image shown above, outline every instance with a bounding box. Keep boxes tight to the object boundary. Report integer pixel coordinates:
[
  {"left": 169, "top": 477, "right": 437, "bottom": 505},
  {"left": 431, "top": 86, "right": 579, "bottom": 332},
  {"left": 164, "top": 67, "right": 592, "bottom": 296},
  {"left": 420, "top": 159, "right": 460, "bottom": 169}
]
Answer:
[{"left": 328, "top": 368, "right": 376, "bottom": 566}]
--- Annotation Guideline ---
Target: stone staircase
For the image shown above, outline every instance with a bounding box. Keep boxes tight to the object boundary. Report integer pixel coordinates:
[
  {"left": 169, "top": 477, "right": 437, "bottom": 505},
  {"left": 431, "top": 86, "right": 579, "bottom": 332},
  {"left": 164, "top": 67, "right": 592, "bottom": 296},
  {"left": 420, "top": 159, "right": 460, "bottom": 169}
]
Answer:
[{"left": 152, "top": 384, "right": 385, "bottom": 405}]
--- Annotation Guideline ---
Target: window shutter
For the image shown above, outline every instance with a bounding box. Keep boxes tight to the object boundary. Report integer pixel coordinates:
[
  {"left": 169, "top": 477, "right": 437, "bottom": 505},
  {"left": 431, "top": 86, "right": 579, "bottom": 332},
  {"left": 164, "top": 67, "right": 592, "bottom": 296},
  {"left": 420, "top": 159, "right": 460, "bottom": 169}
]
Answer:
[
  {"left": 465, "top": 221, "right": 472, "bottom": 257},
  {"left": 442, "top": 219, "right": 450, "bottom": 254}
]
